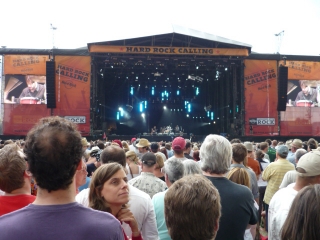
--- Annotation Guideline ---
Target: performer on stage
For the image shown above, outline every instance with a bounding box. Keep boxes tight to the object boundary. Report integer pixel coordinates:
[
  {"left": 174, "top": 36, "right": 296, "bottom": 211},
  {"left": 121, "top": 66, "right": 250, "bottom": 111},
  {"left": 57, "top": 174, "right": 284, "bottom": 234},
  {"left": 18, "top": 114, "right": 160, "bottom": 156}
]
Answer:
[
  {"left": 175, "top": 125, "right": 180, "bottom": 133},
  {"left": 151, "top": 126, "right": 157, "bottom": 135}
]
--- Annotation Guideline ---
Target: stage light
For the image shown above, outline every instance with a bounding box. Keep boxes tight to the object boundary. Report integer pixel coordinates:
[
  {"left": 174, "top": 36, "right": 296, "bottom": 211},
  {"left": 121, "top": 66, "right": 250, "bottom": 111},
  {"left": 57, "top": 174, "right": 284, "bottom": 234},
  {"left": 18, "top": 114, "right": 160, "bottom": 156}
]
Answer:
[
  {"left": 209, "top": 123, "right": 211, "bottom": 125},
  {"left": 196, "top": 66, "right": 199, "bottom": 69},
  {"left": 188, "top": 103, "right": 191, "bottom": 113},
  {"left": 141, "top": 113, "right": 145, "bottom": 118},
  {"left": 144, "top": 101, "right": 147, "bottom": 109},
  {"left": 130, "top": 87, "right": 134, "bottom": 95},
  {"left": 214, "top": 121, "right": 216, "bottom": 124},
  {"left": 163, "top": 106, "right": 167, "bottom": 109},
  {"left": 177, "top": 90, "right": 180, "bottom": 95},
  {"left": 196, "top": 87, "right": 199, "bottom": 95},
  {"left": 225, "top": 68, "right": 228, "bottom": 71},
  {"left": 151, "top": 87, "right": 154, "bottom": 95},
  {"left": 178, "top": 109, "right": 179, "bottom": 111},
  {"left": 186, "top": 114, "right": 189, "bottom": 117},
  {"left": 119, "top": 107, "right": 123, "bottom": 111},
  {"left": 140, "top": 103, "right": 143, "bottom": 112},
  {"left": 116, "top": 112, "right": 120, "bottom": 120}
]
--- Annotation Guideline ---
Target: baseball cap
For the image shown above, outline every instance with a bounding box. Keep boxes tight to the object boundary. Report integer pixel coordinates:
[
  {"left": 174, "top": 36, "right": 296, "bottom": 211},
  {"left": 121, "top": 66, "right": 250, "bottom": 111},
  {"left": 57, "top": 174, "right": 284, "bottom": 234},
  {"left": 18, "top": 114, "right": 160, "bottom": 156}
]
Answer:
[
  {"left": 291, "top": 139, "right": 302, "bottom": 149},
  {"left": 141, "top": 152, "right": 157, "bottom": 166},
  {"left": 112, "top": 139, "right": 122, "bottom": 148},
  {"left": 277, "top": 145, "right": 288, "bottom": 155},
  {"left": 296, "top": 150, "right": 320, "bottom": 177},
  {"left": 131, "top": 138, "right": 136, "bottom": 143},
  {"left": 172, "top": 137, "right": 186, "bottom": 151},
  {"left": 243, "top": 142, "right": 253, "bottom": 152}
]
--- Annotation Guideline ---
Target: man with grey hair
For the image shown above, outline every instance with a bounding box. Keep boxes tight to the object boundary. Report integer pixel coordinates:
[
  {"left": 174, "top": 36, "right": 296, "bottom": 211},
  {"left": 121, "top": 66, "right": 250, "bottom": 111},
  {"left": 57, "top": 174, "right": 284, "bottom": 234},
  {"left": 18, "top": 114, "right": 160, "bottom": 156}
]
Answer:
[
  {"left": 201, "top": 134, "right": 257, "bottom": 240},
  {"left": 183, "top": 159, "right": 202, "bottom": 176},
  {"left": 152, "top": 158, "right": 184, "bottom": 240},
  {"left": 287, "top": 139, "right": 302, "bottom": 166},
  {"left": 279, "top": 148, "right": 307, "bottom": 188}
]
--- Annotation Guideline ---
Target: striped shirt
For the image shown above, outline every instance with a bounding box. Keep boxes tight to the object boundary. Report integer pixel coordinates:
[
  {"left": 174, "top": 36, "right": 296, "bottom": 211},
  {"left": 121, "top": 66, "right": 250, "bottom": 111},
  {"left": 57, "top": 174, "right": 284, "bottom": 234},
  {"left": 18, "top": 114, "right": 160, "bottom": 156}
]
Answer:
[{"left": 262, "top": 159, "right": 295, "bottom": 204}]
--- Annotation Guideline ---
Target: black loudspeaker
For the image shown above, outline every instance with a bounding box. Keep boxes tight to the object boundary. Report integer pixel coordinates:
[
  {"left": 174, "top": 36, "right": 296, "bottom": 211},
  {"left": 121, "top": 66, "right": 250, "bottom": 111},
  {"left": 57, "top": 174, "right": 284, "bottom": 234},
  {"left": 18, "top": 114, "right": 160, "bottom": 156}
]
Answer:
[
  {"left": 46, "top": 61, "right": 56, "bottom": 108},
  {"left": 277, "top": 66, "right": 288, "bottom": 111}
]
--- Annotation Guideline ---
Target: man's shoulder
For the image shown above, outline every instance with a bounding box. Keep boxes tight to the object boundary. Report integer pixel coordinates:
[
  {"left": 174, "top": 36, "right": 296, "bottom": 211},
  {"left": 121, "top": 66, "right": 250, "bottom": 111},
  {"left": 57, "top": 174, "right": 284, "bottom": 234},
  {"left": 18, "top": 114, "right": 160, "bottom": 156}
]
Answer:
[
  {"left": 152, "top": 190, "right": 166, "bottom": 202},
  {"left": 129, "top": 185, "right": 151, "bottom": 200},
  {"left": 270, "top": 186, "right": 297, "bottom": 207}
]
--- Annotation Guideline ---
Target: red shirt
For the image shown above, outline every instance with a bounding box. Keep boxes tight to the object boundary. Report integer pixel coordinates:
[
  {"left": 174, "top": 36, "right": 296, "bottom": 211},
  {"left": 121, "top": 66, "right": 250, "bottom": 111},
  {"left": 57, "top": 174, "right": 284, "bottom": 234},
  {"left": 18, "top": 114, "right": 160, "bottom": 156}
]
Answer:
[
  {"left": 247, "top": 157, "right": 261, "bottom": 177},
  {"left": 0, "top": 194, "right": 36, "bottom": 216}
]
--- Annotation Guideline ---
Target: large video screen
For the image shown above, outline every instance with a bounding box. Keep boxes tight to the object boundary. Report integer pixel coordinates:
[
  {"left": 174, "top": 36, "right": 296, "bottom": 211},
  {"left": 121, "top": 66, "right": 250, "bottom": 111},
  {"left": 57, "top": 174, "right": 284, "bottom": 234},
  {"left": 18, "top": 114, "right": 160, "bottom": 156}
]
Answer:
[
  {"left": 286, "top": 80, "right": 320, "bottom": 107},
  {"left": 4, "top": 74, "right": 47, "bottom": 105}
]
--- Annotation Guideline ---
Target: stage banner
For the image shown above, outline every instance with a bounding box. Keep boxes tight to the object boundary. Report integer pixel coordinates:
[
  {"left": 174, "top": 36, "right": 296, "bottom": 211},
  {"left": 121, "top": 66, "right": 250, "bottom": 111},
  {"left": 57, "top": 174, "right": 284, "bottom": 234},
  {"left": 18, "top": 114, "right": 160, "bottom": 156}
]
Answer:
[
  {"left": 279, "top": 60, "right": 320, "bottom": 136},
  {"left": 54, "top": 56, "right": 91, "bottom": 136},
  {"left": 4, "top": 55, "right": 49, "bottom": 75},
  {"left": 89, "top": 45, "right": 249, "bottom": 56},
  {"left": 3, "top": 104, "right": 51, "bottom": 135},
  {"left": 244, "top": 60, "right": 279, "bottom": 136}
]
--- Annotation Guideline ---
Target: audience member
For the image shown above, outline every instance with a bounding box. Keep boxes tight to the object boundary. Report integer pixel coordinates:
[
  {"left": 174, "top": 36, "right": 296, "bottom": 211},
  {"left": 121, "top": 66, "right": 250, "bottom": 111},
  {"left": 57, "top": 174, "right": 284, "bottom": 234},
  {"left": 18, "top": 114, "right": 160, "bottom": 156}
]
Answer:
[
  {"left": 135, "top": 138, "right": 151, "bottom": 158},
  {"left": 0, "top": 116, "right": 123, "bottom": 239},
  {"left": 287, "top": 139, "right": 302, "bottom": 166},
  {"left": 76, "top": 145, "right": 159, "bottom": 240},
  {"left": 165, "top": 143, "right": 173, "bottom": 158},
  {"left": 152, "top": 158, "right": 184, "bottom": 240},
  {"left": 183, "top": 159, "right": 202, "bottom": 175},
  {"left": 128, "top": 152, "right": 167, "bottom": 198},
  {"left": 268, "top": 151, "right": 320, "bottom": 240},
  {"left": 244, "top": 141, "right": 261, "bottom": 178},
  {"left": 201, "top": 134, "right": 257, "bottom": 240},
  {"left": 281, "top": 184, "right": 320, "bottom": 240},
  {"left": 265, "top": 139, "right": 276, "bottom": 162},
  {"left": 183, "top": 141, "right": 193, "bottom": 159},
  {"left": 262, "top": 145, "right": 295, "bottom": 231},
  {"left": 164, "top": 174, "right": 221, "bottom": 240},
  {"left": 125, "top": 150, "right": 141, "bottom": 180},
  {"left": 193, "top": 150, "right": 200, "bottom": 161},
  {"left": 0, "top": 144, "right": 36, "bottom": 216},
  {"left": 89, "top": 163, "right": 142, "bottom": 240},
  {"left": 168, "top": 137, "right": 188, "bottom": 161},
  {"left": 154, "top": 152, "right": 165, "bottom": 181}
]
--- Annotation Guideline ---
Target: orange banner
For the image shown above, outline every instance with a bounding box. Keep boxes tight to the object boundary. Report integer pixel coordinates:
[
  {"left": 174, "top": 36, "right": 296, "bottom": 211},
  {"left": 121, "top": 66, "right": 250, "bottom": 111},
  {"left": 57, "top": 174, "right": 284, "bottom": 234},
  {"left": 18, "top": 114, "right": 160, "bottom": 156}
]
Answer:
[
  {"left": 4, "top": 55, "right": 49, "bottom": 75},
  {"left": 244, "top": 60, "right": 279, "bottom": 136},
  {"left": 54, "top": 56, "right": 91, "bottom": 135},
  {"left": 89, "top": 45, "right": 249, "bottom": 56},
  {"left": 280, "top": 60, "right": 320, "bottom": 80}
]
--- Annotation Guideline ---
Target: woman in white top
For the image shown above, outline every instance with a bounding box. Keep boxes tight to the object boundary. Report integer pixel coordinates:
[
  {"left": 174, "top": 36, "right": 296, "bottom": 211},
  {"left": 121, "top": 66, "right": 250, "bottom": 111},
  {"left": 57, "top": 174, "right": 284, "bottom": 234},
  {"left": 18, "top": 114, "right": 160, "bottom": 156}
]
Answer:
[
  {"left": 255, "top": 149, "right": 270, "bottom": 187},
  {"left": 125, "top": 150, "right": 141, "bottom": 180}
]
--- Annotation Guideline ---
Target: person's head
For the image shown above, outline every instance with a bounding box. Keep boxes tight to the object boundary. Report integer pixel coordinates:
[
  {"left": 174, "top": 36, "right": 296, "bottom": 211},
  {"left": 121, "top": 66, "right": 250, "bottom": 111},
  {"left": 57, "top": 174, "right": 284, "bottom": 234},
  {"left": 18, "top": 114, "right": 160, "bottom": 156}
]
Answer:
[
  {"left": 260, "top": 142, "right": 269, "bottom": 152},
  {"left": 295, "top": 148, "right": 307, "bottom": 163},
  {"left": 164, "top": 174, "right": 221, "bottom": 240},
  {"left": 130, "top": 138, "right": 136, "bottom": 144},
  {"left": 165, "top": 143, "right": 172, "bottom": 151},
  {"left": 276, "top": 145, "right": 289, "bottom": 159},
  {"left": 255, "top": 149, "right": 265, "bottom": 159},
  {"left": 295, "top": 151, "right": 320, "bottom": 185},
  {"left": 230, "top": 138, "right": 241, "bottom": 144},
  {"left": 112, "top": 139, "right": 122, "bottom": 148},
  {"left": 159, "top": 147, "right": 168, "bottom": 159},
  {"left": 200, "top": 134, "right": 232, "bottom": 174},
  {"left": 184, "top": 141, "right": 192, "bottom": 154},
  {"left": 81, "top": 137, "right": 89, "bottom": 150},
  {"left": 281, "top": 184, "right": 320, "bottom": 240},
  {"left": 0, "top": 144, "right": 30, "bottom": 193},
  {"left": 24, "top": 116, "right": 82, "bottom": 192},
  {"left": 172, "top": 137, "right": 186, "bottom": 155},
  {"left": 154, "top": 152, "right": 164, "bottom": 170},
  {"left": 291, "top": 139, "right": 302, "bottom": 152},
  {"left": 100, "top": 145, "right": 126, "bottom": 167},
  {"left": 97, "top": 141, "right": 105, "bottom": 150},
  {"left": 183, "top": 160, "right": 202, "bottom": 176},
  {"left": 232, "top": 143, "right": 247, "bottom": 164},
  {"left": 26, "top": 76, "right": 37, "bottom": 92},
  {"left": 89, "top": 163, "right": 128, "bottom": 215},
  {"left": 125, "top": 150, "right": 139, "bottom": 164},
  {"left": 162, "top": 157, "right": 184, "bottom": 186},
  {"left": 141, "top": 152, "right": 157, "bottom": 171},
  {"left": 299, "top": 80, "right": 310, "bottom": 95},
  {"left": 75, "top": 158, "right": 87, "bottom": 189},
  {"left": 265, "top": 139, "right": 272, "bottom": 146},
  {"left": 150, "top": 142, "right": 160, "bottom": 153},
  {"left": 307, "top": 138, "right": 318, "bottom": 151},
  {"left": 121, "top": 141, "right": 129, "bottom": 152},
  {"left": 135, "top": 138, "right": 150, "bottom": 153},
  {"left": 243, "top": 141, "right": 253, "bottom": 157},
  {"left": 227, "top": 167, "right": 250, "bottom": 188},
  {"left": 193, "top": 150, "right": 200, "bottom": 161},
  {"left": 272, "top": 140, "right": 277, "bottom": 147}
]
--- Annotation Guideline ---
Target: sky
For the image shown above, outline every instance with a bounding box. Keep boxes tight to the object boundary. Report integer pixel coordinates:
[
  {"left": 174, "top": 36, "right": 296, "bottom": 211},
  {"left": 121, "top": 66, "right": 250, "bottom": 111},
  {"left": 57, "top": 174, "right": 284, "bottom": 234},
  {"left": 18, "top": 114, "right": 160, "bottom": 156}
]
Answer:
[{"left": 1, "top": 0, "right": 320, "bottom": 56}]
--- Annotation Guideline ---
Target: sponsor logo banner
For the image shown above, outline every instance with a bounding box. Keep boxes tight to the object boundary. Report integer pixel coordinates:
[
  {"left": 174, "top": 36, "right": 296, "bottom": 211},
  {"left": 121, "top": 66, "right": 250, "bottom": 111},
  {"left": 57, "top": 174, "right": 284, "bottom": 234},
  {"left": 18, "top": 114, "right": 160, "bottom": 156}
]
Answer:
[
  {"left": 65, "top": 116, "right": 86, "bottom": 124},
  {"left": 249, "top": 118, "right": 275, "bottom": 125}
]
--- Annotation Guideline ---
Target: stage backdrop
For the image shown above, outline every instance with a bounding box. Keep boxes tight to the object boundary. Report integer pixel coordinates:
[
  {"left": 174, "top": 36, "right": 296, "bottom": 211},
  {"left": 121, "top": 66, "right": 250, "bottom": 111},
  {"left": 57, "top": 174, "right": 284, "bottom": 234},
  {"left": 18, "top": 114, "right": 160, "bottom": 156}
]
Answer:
[
  {"left": 2, "top": 55, "right": 91, "bottom": 136},
  {"left": 244, "top": 60, "right": 279, "bottom": 136},
  {"left": 280, "top": 60, "right": 320, "bottom": 136}
]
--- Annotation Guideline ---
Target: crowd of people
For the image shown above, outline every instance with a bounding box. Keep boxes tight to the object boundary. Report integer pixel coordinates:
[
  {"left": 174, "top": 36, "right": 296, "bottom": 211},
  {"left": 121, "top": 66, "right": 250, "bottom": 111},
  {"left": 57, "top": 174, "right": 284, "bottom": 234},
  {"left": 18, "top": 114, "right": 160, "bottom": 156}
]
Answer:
[{"left": 0, "top": 116, "right": 320, "bottom": 240}]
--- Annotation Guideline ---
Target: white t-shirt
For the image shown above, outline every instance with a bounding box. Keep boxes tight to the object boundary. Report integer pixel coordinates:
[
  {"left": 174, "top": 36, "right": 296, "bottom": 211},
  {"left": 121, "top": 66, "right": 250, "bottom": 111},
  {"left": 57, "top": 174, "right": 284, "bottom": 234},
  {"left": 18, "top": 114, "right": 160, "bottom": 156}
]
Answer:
[
  {"left": 268, "top": 186, "right": 298, "bottom": 240},
  {"left": 76, "top": 185, "right": 159, "bottom": 240},
  {"left": 279, "top": 170, "right": 297, "bottom": 188},
  {"left": 257, "top": 158, "right": 270, "bottom": 187}
]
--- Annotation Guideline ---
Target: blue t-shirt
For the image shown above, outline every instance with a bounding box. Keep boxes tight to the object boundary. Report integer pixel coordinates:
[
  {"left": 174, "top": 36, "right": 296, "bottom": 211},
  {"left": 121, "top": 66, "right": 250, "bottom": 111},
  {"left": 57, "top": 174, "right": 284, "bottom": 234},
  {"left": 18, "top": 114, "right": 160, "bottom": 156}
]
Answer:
[{"left": 152, "top": 190, "right": 171, "bottom": 240}]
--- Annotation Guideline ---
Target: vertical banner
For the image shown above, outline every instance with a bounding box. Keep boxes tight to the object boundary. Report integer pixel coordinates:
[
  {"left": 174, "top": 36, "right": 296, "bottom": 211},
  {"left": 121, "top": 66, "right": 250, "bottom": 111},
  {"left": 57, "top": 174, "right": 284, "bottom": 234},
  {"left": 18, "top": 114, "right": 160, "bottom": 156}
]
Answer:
[
  {"left": 54, "top": 56, "right": 91, "bottom": 136},
  {"left": 244, "top": 60, "right": 279, "bottom": 136},
  {"left": 280, "top": 60, "right": 320, "bottom": 136},
  {"left": 3, "top": 55, "right": 51, "bottom": 135}
]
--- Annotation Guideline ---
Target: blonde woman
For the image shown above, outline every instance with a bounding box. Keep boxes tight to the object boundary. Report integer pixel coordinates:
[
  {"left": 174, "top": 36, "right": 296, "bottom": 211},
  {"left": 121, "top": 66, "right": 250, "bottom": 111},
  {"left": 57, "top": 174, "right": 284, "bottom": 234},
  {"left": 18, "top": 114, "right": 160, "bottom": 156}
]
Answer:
[
  {"left": 125, "top": 151, "right": 141, "bottom": 180},
  {"left": 153, "top": 152, "right": 165, "bottom": 181},
  {"left": 122, "top": 141, "right": 130, "bottom": 152}
]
